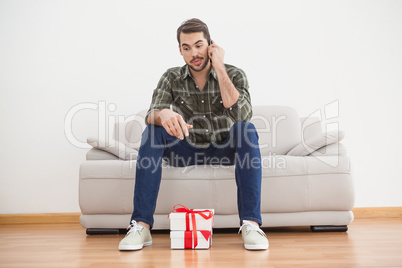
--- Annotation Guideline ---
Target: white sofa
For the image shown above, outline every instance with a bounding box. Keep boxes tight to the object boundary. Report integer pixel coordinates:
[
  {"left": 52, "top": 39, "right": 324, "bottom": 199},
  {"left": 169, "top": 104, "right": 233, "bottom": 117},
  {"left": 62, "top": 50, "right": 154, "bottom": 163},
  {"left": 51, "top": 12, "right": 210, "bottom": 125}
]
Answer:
[{"left": 79, "top": 105, "right": 355, "bottom": 234}]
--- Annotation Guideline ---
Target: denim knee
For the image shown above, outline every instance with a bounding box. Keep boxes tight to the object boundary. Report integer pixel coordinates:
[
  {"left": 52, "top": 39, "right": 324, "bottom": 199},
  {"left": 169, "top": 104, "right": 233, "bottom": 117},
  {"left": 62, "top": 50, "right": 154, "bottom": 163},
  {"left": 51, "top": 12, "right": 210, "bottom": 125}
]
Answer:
[
  {"left": 142, "top": 124, "right": 166, "bottom": 138},
  {"left": 230, "top": 122, "right": 259, "bottom": 147},
  {"left": 140, "top": 124, "right": 182, "bottom": 150}
]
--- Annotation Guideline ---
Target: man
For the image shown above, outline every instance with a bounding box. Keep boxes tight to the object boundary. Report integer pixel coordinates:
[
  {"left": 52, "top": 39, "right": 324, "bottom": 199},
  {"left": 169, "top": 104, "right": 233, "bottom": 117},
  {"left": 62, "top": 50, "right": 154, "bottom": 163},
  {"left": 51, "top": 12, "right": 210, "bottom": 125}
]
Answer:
[{"left": 119, "top": 18, "right": 268, "bottom": 251}]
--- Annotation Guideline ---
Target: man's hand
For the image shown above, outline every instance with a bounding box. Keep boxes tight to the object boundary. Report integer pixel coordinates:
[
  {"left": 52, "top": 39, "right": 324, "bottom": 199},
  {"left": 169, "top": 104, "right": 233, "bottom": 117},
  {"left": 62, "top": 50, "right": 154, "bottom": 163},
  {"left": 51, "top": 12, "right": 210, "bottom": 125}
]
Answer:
[
  {"left": 208, "top": 40, "right": 225, "bottom": 70},
  {"left": 158, "top": 109, "right": 193, "bottom": 140},
  {"left": 207, "top": 40, "right": 240, "bottom": 108}
]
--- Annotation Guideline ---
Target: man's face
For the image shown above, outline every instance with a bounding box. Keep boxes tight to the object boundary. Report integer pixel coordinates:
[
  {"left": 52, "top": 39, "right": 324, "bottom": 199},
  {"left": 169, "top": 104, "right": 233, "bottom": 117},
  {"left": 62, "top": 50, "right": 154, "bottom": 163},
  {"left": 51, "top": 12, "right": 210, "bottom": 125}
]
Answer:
[{"left": 179, "top": 32, "right": 210, "bottom": 73}]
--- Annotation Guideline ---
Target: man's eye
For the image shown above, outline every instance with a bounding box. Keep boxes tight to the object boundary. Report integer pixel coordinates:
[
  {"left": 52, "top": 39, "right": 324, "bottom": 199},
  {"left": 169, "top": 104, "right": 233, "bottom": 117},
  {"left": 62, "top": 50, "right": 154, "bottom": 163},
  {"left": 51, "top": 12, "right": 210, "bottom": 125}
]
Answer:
[{"left": 184, "top": 47, "right": 189, "bottom": 51}]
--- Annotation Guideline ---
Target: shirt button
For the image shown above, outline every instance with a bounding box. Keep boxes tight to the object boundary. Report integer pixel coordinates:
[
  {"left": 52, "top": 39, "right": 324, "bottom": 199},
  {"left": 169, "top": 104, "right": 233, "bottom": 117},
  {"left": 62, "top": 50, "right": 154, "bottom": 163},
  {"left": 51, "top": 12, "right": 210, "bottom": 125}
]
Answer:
[
  {"left": 220, "top": 101, "right": 223, "bottom": 104},
  {"left": 205, "top": 129, "right": 209, "bottom": 133},
  {"left": 201, "top": 100, "right": 204, "bottom": 103},
  {"left": 181, "top": 101, "right": 184, "bottom": 104},
  {"left": 203, "top": 115, "right": 206, "bottom": 117},
  {"left": 229, "top": 107, "right": 232, "bottom": 110}
]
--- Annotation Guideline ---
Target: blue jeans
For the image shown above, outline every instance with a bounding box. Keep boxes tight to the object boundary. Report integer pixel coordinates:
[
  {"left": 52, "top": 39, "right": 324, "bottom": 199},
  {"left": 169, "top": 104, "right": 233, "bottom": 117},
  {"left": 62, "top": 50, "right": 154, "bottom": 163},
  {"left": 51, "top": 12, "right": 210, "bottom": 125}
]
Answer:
[{"left": 130, "top": 122, "right": 262, "bottom": 229}]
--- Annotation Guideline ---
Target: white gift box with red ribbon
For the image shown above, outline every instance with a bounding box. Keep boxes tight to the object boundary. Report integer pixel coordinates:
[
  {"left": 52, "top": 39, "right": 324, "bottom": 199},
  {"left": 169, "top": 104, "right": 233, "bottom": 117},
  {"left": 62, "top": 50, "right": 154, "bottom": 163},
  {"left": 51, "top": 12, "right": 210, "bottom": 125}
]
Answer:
[
  {"left": 168, "top": 204, "right": 214, "bottom": 249},
  {"left": 170, "top": 230, "right": 212, "bottom": 249},
  {"left": 169, "top": 209, "right": 214, "bottom": 231}
]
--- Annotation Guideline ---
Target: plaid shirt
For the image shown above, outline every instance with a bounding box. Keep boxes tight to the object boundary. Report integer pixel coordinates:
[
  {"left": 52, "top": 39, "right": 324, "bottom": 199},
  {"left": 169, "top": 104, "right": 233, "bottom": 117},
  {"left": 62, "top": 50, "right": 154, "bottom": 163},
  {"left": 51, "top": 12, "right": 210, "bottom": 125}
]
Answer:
[{"left": 145, "top": 64, "right": 253, "bottom": 148}]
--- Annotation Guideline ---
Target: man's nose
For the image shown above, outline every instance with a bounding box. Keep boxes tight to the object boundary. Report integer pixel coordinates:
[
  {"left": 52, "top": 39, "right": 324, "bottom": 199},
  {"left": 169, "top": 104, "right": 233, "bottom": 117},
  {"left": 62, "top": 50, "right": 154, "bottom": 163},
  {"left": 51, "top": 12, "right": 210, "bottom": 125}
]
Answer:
[{"left": 191, "top": 49, "right": 199, "bottom": 58}]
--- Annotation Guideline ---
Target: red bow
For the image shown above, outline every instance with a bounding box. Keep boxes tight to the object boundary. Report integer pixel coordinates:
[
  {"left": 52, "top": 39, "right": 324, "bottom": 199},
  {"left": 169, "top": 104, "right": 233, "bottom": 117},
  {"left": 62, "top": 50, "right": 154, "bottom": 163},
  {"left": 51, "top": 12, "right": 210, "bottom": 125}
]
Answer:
[{"left": 171, "top": 204, "right": 213, "bottom": 249}]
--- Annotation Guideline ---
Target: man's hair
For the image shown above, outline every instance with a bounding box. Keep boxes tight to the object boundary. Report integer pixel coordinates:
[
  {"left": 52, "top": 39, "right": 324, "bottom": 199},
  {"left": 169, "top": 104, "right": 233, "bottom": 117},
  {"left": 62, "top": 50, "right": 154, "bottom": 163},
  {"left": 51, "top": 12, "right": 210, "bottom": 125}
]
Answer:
[{"left": 177, "top": 18, "right": 211, "bottom": 45}]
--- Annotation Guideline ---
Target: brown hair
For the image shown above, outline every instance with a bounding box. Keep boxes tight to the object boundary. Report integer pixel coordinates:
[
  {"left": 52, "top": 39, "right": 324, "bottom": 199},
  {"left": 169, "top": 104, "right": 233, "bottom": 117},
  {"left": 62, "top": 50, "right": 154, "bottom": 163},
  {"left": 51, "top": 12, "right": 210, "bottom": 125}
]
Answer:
[{"left": 177, "top": 18, "right": 211, "bottom": 44}]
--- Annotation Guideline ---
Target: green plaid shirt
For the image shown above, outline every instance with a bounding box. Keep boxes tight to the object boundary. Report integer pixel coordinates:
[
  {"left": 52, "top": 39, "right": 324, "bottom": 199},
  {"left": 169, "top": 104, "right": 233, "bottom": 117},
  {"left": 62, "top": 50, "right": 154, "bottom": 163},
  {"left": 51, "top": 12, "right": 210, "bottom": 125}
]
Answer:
[{"left": 145, "top": 64, "right": 252, "bottom": 148}]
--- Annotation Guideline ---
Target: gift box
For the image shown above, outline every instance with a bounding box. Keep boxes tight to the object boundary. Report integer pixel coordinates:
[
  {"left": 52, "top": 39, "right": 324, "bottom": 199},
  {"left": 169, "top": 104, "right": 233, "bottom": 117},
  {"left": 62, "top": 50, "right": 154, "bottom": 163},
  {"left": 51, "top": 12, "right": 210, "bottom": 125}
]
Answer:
[
  {"left": 170, "top": 230, "right": 212, "bottom": 249},
  {"left": 169, "top": 209, "right": 214, "bottom": 231},
  {"left": 169, "top": 204, "right": 214, "bottom": 249}
]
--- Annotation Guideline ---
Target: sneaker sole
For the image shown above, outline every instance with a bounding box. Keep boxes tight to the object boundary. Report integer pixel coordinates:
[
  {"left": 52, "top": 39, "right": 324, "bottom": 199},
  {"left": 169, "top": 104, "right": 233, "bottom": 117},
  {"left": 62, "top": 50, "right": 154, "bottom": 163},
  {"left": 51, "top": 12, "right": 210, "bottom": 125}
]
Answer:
[
  {"left": 244, "top": 243, "right": 269, "bottom": 250},
  {"left": 119, "top": 241, "right": 152, "bottom": 251}
]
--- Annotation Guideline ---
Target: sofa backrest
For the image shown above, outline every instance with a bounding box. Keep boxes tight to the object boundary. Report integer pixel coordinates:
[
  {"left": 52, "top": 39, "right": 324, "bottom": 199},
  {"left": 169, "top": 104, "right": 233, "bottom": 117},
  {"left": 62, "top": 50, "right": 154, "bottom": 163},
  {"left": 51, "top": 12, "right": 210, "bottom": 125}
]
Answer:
[
  {"left": 300, "top": 116, "right": 322, "bottom": 141},
  {"left": 114, "top": 105, "right": 322, "bottom": 156},
  {"left": 113, "top": 109, "right": 147, "bottom": 150},
  {"left": 250, "top": 105, "right": 301, "bottom": 155}
]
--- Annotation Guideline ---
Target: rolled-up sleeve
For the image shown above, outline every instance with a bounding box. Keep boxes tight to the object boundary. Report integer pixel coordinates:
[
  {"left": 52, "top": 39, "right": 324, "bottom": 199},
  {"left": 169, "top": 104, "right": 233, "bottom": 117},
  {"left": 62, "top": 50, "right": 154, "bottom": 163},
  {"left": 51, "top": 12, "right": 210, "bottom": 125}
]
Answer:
[
  {"left": 145, "top": 71, "right": 173, "bottom": 125},
  {"left": 223, "top": 68, "right": 252, "bottom": 122}
]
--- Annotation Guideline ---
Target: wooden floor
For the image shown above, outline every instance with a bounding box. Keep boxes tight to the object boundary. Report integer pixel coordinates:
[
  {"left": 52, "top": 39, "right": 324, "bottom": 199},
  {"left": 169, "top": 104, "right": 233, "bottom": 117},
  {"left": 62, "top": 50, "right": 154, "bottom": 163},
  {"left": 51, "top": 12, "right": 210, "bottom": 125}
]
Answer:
[{"left": 1, "top": 218, "right": 402, "bottom": 268}]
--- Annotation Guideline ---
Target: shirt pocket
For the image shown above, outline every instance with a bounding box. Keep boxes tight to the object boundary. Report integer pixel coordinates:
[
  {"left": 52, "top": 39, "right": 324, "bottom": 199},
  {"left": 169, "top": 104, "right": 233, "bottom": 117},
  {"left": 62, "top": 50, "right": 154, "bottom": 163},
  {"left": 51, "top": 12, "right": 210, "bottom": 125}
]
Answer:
[
  {"left": 211, "top": 95, "right": 224, "bottom": 116},
  {"left": 173, "top": 95, "right": 194, "bottom": 119}
]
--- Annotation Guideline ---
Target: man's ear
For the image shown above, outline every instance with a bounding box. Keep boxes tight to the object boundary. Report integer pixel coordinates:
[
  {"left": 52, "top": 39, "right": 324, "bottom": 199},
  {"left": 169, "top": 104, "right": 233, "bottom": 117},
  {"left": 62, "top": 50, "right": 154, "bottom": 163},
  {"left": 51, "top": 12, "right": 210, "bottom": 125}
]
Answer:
[{"left": 179, "top": 45, "right": 183, "bottom": 56}]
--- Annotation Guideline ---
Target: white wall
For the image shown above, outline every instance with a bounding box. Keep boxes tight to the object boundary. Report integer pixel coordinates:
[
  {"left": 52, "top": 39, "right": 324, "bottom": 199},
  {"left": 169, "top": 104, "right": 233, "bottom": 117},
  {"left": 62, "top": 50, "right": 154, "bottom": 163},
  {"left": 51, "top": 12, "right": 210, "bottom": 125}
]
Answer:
[{"left": 1, "top": 0, "right": 401, "bottom": 213}]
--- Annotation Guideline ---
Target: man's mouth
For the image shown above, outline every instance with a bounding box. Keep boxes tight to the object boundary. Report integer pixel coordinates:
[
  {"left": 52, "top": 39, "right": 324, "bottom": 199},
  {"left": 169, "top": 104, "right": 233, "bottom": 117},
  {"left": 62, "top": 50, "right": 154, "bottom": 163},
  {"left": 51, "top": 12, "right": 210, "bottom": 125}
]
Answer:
[{"left": 191, "top": 58, "right": 203, "bottom": 65}]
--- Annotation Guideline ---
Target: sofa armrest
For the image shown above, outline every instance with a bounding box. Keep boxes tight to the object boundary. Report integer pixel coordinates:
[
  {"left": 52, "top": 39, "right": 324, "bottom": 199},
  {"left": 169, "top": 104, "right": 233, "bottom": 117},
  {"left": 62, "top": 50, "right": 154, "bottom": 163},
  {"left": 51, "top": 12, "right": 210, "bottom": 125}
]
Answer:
[
  {"left": 287, "top": 130, "right": 345, "bottom": 156},
  {"left": 300, "top": 116, "right": 322, "bottom": 140},
  {"left": 309, "top": 142, "right": 347, "bottom": 156},
  {"left": 86, "top": 148, "right": 120, "bottom": 160},
  {"left": 87, "top": 136, "right": 138, "bottom": 160}
]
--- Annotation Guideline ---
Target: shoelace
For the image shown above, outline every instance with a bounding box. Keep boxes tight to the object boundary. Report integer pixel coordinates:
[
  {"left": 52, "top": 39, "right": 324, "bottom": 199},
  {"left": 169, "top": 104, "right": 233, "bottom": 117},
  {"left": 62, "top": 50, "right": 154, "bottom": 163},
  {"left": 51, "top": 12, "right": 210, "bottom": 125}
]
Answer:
[
  {"left": 238, "top": 220, "right": 267, "bottom": 237},
  {"left": 126, "top": 220, "right": 144, "bottom": 234}
]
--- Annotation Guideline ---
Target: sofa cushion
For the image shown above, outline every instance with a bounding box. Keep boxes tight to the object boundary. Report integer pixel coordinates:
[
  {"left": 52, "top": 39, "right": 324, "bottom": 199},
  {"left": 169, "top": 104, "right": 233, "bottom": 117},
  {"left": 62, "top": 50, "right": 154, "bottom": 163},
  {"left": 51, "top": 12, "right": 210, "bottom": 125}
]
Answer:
[
  {"left": 86, "top": 148, "right": 119, "bottom": 160},
  {"left": 300, "top": 116, "right": 322, "bottom": 140},
  {"left": 127, "top": 109, "right": 147, "bottom": 150},
  {"left": 250, "top": 105, "right": 301, "bottom": 156},
  {"left": 309, "top": 142, "right": 347, "bottom": 156},
  {"left": 87, "top": 136, "right": 138, "bottom": 160},
  {"left": 112, "top": 110, "right": 147, "bottom": 150},
  {"left": 286, "top": 130, "right": 345, "bottom": 156}
]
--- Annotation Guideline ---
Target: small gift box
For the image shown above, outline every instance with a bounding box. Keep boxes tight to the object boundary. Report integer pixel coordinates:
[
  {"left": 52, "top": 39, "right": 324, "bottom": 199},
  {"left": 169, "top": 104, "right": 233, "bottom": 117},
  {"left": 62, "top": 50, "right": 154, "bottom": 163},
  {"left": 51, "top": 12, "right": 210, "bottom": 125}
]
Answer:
[
  {"left": 170, "top": 230, "right": 212, "bottom": 249},
  {"left": 169, "top": 208, "right": 214, "bottom": 231},
  {"left": 169, "top": 204, "right": 214, "bottom": 249}
]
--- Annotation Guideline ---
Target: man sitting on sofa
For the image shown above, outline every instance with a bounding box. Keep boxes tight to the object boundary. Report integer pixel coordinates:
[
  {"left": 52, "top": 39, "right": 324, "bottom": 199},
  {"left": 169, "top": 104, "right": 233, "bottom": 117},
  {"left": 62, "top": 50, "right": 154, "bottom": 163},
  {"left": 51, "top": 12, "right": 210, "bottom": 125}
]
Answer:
[{"left": 119, "top": 18, "right": 268, "bottom": 251}]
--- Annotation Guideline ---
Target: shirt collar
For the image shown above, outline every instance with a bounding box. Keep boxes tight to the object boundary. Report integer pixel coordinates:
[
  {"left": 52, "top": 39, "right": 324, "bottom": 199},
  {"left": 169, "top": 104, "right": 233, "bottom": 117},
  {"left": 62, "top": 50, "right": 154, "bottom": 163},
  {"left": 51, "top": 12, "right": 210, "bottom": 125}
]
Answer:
[{"left": 181, "top": 64, "right": 218, "bottom": 81}]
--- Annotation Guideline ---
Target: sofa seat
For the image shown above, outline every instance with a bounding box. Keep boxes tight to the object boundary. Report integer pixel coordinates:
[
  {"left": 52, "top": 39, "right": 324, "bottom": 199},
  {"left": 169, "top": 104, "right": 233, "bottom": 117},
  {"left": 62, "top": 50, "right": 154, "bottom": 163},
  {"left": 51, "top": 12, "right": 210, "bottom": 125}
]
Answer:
[{"left": 79, "top": 157, "right": 354, "bottom": 229}]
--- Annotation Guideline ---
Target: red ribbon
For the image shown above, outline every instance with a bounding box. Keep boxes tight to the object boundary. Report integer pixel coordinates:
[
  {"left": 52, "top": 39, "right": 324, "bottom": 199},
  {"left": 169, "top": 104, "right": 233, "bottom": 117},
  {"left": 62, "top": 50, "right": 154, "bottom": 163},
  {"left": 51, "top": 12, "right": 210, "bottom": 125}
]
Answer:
[
  {"left": 184, "top": 230, "right": 211, "bottom": 249},
  {"left": 184, "top": 231, "right": 192, "bottom": 249},
  {"left": 171, "top": 204, "right": 213, "bottom": 249}
]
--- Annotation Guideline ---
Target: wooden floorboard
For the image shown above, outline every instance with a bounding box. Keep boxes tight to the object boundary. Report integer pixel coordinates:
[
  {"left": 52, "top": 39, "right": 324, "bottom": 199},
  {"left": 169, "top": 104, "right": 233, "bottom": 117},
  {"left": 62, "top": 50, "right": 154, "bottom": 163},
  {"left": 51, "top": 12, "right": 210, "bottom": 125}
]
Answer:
[
  {"left": 1, "top": 207, "right": 401, "bottom": 225},
  {"left": 352, "top": 206, "right": 402, "bottom": 218},
  {"left": 1, "top": 218, "right": 402, "bottom": 267},
  {"left": 0, "top": 213, "right": 81, "bottom": 224}
]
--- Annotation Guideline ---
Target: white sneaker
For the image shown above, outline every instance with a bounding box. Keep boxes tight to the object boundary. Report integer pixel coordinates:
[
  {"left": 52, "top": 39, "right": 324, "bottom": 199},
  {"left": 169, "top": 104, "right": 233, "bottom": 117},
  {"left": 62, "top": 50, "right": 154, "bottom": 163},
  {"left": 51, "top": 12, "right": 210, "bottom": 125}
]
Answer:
[
  {"left": 118, "top": 220, "right": 152, "bottom": 251},
  {"left": 238, "top": 220, "right": 269, "bottom": 250}
]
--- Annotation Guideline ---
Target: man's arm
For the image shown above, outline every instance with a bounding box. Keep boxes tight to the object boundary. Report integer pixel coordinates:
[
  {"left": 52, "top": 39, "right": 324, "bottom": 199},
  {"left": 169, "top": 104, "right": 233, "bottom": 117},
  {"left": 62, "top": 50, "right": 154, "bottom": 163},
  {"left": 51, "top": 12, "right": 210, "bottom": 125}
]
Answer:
[
  {"left": 208, "top": 40, "right": 239, "bottom": 108},
  {"left": 145, "top": 71, "right": 192, "bottom": 140},
  {"left": 208, "top": 41, "right": 252, "bottom": 122},
  {"left": 214, "top": 67, "right": 240, "bottom": 108},
  {"left": 147, "top": 110, "right": 163, "bottom": 125}
]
